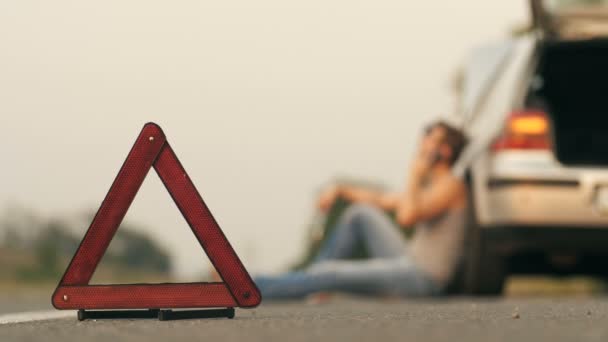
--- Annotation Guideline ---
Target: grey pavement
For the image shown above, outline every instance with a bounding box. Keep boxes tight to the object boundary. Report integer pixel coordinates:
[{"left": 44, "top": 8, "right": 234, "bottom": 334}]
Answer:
[{"left": 1, "top": 297, "right": 608, "bottom": 342}]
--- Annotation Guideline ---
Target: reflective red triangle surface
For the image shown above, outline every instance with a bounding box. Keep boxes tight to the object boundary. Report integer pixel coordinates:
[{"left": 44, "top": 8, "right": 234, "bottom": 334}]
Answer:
[{"left": 52, "top": 123, "right": 261, "bottom": 310}]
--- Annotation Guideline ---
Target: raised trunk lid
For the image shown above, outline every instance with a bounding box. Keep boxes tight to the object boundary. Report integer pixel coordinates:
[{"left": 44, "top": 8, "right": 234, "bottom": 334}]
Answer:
[{"left": 531, "top": 0, "right": 608, "bottom": 39}]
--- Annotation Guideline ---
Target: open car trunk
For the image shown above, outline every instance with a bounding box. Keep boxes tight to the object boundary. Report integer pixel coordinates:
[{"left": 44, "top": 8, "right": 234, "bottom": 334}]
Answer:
[{"left": 531, "top": 39, "right": 608, "bottom": 166}]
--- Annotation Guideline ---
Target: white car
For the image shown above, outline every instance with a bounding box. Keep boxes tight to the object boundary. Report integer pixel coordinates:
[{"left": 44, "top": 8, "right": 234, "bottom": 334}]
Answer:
[{"left": 453, "top": 0, "right": 608, "bottom": 294}]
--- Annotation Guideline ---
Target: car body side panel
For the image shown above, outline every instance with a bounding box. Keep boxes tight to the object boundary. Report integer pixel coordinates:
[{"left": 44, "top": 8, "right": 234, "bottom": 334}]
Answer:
[
  {"left": 463, "top": 36, "right": 538, "bottom": 224},
  {"left": 460, "top": 40, "right": 515, "bottom": 125}
]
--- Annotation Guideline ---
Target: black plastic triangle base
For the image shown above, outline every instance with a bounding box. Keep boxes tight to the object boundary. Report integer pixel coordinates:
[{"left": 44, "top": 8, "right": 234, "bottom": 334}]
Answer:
[{"left": 77, "top": 308, "right": 235, "bottom": 321}]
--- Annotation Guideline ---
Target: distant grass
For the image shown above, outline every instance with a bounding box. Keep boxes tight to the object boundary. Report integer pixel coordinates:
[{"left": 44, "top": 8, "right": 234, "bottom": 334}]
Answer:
[
  {"left": 0, "top": 280, "right": 56, "bottom": 295},
  {"left": 1, "top": 277, "right": 606, "bottom": 298},
  {"left": 0, "top": 272, "right": 177, "bottom": 296},
  {"left": 506, "top": 276, "right": 608, "bottom": 297},
  {"left": 89, "top": 267, "right": 177, "bottom": 285},
  {"left": 0, "top": 247, "right": 174, "bottom": 295},
  {"left": 4, "top": 247, "right": 607, "bottom": 298}
]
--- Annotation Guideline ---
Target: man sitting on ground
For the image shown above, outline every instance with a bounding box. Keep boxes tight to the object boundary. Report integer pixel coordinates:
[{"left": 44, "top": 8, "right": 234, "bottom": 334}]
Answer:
[{"left": 255, "top": 120, "right": 469, "bottom": 298}]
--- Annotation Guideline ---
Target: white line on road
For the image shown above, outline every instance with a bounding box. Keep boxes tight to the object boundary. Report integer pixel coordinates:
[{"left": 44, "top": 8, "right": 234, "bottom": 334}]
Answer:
[{"left": 0, "top": 310, "right": 74, "bottom": 325}]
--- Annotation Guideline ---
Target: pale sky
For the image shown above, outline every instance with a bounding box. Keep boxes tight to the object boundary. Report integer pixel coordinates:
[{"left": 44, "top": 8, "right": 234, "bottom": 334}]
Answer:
[{"left": 0, "top": 1, "right": 528, "bottom": 278}]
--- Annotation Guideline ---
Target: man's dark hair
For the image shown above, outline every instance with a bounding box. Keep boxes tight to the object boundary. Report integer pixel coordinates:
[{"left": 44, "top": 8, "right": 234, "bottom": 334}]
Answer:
[{"left": 426, "top": 120, "right": 468, "bottom": 166}]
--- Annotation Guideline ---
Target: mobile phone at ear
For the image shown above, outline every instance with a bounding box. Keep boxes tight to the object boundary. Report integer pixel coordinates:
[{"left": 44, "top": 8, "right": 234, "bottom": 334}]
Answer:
[{"left": 430, "top": 151, "right": 443, "bottom": 166}]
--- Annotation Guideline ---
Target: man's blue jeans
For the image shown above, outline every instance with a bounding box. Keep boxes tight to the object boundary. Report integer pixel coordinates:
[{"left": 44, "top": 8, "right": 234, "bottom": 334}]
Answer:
[{"left": 254, "top": 204, "right": 442, "bottom": 299}]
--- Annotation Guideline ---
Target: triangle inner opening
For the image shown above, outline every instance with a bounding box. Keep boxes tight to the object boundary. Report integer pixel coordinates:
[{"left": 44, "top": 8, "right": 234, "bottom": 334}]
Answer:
[{"left": 89, "top": 167, "right": 213, "bottom": 285}]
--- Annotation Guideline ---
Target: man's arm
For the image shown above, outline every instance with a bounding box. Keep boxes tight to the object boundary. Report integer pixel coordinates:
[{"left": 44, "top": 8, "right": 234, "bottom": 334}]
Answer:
[
  {"left": 339, "top": 186, "right": 401, "bottom": 211},
  {"left": 395, "top": 172, "right": 465, "bottom": 227},
  {"left": 318, "top": 185, "right": 401, "bottom": 212}
]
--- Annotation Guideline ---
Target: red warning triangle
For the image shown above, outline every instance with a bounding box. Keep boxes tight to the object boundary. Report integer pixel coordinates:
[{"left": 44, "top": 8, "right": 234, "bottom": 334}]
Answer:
[{"left": 52, "top": 123, "right": 261, "bottom": 311}]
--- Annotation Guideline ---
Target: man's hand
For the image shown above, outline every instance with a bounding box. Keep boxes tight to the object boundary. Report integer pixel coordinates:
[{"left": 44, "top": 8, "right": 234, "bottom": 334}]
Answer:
[
  {"left": 318, "top": 185, "right": 342, "bottom": 213},
  {"left": 410, "top": 148, "right": 433, "bottom": 181}
]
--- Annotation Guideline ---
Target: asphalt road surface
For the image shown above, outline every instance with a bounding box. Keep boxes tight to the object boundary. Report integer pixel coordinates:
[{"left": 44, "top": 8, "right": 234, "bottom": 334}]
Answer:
[{"left": 1, "top": 297, "right": 608, "bottom": 342}]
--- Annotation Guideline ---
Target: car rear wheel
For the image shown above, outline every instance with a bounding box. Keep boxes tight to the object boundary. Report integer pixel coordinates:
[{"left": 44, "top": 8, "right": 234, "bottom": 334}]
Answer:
[
  {"left": 461, "top": 225, "right": 507, "bottom": 295},
  {"left": 461, "top": 181, "right": 507, "bottom": 295}
]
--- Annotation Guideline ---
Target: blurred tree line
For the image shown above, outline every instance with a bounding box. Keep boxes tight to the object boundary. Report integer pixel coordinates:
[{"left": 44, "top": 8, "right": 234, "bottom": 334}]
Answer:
[{"left": 0, "top": 206, "right": 170, "bottom": 283}]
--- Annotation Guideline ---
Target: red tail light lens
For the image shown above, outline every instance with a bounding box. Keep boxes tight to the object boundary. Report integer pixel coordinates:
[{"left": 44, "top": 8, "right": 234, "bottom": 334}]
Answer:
[{"left": 492, "top": 110, "right": 552, "bottom": 151}]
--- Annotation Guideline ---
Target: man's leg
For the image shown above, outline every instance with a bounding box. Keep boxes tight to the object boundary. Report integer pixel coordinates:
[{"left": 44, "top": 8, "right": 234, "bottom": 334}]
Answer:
[
  {"left": 255, "top": 257, "right": 440, "bottom": 299},
  {"left": 314, "top": 204, "right": 408, "bottom": 263}
]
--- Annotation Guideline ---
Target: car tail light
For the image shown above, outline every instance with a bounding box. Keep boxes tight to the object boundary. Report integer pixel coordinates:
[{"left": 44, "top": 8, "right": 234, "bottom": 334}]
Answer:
[{"left": 492, "top": 110, "right": 552, "bottom": 151}]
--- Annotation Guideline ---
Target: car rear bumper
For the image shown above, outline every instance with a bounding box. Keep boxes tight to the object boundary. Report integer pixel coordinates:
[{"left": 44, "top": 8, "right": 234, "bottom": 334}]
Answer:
[
  {"left": 477, "top": 151, "right": 608, "bottom": 227},
  {"left": 484, "top": 177, "right": 608, "bottom": 226}
]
